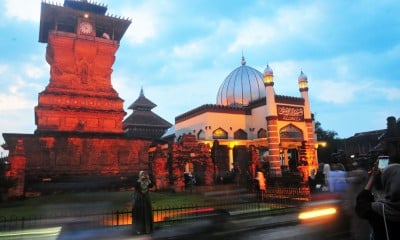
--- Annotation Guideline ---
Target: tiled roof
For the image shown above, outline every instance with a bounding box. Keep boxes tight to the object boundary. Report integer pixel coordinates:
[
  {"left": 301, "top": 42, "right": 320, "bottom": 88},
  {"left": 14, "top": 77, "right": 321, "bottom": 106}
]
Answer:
[
  {"left": 127, "top": 88, "right": 157, "bottom": 110},
  {"left": 123, "top": 110, "right": 172, "bottom": 128}
]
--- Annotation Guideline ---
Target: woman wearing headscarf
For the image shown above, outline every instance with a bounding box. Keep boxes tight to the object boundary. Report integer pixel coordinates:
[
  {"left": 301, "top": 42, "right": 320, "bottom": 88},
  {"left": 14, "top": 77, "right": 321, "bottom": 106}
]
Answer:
[
  {"left": 132, "top": 170, "right": 154, "bottom": 235},
  {"left": 355, "top": 163, "right": 400, "bottom": 239}
]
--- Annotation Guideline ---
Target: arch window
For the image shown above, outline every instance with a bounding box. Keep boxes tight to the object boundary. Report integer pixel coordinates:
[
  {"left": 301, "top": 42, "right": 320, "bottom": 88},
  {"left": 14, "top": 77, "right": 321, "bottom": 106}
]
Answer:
[
  {"left": 234, "top": 129, "right": 248, "bottom": 140},
  {"left": 257, "top": 128, "right": 267, "bottom": 138},
  {"left": 280, "top": 124, "right": 303, "bottom": 141},
  {"left": 213, "top": 128, "right": 228, "bottom": 139},
  {"left": 197, "top": 130, "right": 205, "bottom": 140}
]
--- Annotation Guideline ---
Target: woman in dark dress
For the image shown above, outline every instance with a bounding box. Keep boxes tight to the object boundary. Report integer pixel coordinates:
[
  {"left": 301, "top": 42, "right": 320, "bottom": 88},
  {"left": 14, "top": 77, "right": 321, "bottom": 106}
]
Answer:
[{"left": 132, "top": 170, "right": 154, "bottom": 234}]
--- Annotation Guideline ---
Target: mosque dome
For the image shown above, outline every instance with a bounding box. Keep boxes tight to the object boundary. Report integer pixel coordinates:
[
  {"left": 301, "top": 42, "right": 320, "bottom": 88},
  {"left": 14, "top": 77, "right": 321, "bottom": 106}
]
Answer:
[{"left": 216, "top": 57, "right": 266, "bottom": 106}]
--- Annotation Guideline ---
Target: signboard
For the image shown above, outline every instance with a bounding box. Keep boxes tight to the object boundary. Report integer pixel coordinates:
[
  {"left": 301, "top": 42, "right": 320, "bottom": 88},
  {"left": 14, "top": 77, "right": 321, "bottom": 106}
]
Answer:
[{"left": 277, "top": 105, "right": 304, "bottom": 121}]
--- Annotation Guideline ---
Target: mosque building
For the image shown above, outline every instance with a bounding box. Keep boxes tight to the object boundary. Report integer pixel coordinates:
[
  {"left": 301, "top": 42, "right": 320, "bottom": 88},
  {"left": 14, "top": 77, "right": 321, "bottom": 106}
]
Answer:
[
  {"left": 1, "top": 0, "right": 320, "bottom": 197},
  {"left": 172, "top": 56, "right": 319, "bottom": 181}
]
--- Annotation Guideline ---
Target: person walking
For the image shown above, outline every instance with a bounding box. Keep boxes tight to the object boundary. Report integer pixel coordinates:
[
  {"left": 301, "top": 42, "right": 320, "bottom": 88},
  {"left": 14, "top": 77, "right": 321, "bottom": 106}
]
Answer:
[
  {"left": 343, "top": 160, "right": 370, "bottom": 240},
  {"left": 355, "top": 162, "right": 400, "bottom": 239},
  {"left": 132, "top": 170, "right": 154, "bottom": 235},
  {"left": 255, "top": 171, "right": 266, "bottom": 201}
]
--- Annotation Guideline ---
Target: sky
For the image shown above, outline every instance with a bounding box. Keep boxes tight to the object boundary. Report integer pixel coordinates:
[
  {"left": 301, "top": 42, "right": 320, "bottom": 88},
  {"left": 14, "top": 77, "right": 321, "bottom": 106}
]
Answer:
[{"left": 1, "top": 0, "right": 400, "bottom": 156}]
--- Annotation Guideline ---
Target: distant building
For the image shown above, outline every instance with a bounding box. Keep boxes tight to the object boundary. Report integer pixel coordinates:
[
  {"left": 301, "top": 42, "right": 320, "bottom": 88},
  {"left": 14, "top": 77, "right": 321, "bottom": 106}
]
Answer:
[
  {"left": 123, "top": 88, "right": 172, "bottom": 140},
  {"left": 340, "top": 130, "right": 386, "bottom": 157}
]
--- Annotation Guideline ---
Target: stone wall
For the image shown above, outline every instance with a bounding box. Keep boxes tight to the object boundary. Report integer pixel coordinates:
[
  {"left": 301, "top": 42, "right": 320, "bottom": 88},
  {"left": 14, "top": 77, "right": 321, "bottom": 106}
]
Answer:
[{"left": 3, "top": 133, "right": 152, "bottom": 195}]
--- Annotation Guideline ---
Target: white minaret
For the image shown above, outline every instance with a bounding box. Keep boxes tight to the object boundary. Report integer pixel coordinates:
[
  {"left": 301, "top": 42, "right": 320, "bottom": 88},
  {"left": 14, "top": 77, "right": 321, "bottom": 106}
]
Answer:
[
  {"left": 263, "top": 64, "right": 277, "bottom": 116},
  {"left": 263, "top": 64, "right": 281, "bottom": 176},
  {"left": 298, "top": 71, "right": 311, "bottom": 119}
]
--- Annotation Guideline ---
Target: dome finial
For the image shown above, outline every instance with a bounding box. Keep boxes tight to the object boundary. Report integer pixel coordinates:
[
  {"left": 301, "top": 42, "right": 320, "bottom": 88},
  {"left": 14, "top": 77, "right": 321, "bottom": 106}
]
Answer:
[
  {"left": 241, "top": 49, "right": 246, "bottom": 66},
  {"left": 241, "top": 56, "right": 246, "bottom": 66}
]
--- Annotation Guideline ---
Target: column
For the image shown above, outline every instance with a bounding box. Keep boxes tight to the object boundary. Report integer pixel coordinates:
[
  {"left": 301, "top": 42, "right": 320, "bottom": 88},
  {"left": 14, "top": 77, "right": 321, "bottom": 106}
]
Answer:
[
  {"left": 229, "top": 147, "right": 234, "bottom": 171},
  {"left": 266, "top": 116, "right": 281, "bottom": 177}
]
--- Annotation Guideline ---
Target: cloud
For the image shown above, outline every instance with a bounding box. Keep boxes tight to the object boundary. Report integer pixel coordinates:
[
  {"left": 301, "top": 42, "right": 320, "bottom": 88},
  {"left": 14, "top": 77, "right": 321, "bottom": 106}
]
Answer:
[
  {"left": 0, "top": 61, "right": 45, "bottom": 112},
  {"left": 313, "top": 79, "right": 363, "bottom": 104},
  {"left": 4, "top": 0, "right": 42, "bottom": 22},
  {"left": 0, "top": 64, "right": 9, "bottom": 74},
  {"left": 0, "top": 93, "right": 34, "bottom": 110},
  {"left": 120, "top": 1, "right": 176, "bottom": 45},
  {"left": 375, "top": 87, "right": 400, "bottom": 101},
  {"left": 227, "top": 2, "right": 325, "bottom": 53},
  {"left": 24, "top": 63, "right": 48, "bottom": 79},
  {"left": 173, "top": 40, "right": 208, "bottom": 59}
]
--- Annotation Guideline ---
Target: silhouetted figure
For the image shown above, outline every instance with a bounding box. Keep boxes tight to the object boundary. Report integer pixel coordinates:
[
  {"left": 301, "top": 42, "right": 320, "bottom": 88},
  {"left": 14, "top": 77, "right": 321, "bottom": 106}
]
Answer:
[
  {"left": 132, "top": 171, "right": 154, "bottom": 235},
  {"left": 343, "top": 161, "right": 370, "bottom": 240}
]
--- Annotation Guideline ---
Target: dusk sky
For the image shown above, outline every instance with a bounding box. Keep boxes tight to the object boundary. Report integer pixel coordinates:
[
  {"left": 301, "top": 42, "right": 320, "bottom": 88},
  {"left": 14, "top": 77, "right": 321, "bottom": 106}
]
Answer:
[{"left": 1, "top": 0, "right": 400, "bottom": 155}]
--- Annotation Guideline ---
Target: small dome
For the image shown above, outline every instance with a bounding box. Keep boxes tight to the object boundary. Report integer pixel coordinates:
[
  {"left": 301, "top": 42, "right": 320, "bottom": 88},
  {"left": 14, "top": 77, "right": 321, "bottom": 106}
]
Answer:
[
  {"left": 216, "top": 57, "right": 266, "bottom": 106},
  {"left": 263, "top": 64, "right": 273, "bottom": 77},
  {"left": 298, "top": 70, "right": 308, "bottom": 82}
]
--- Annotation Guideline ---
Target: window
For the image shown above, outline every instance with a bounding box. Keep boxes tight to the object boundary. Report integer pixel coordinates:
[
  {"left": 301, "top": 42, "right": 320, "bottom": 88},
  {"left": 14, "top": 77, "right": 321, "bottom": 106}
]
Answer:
[
  {"left": 213, "top": 128, "right": 228, "bottom": 139},
  {"left": 280, "top": 124, "right": 303, "bottom": 141},
  {"left": 234, "top": 129, "right": 247, "bottom": 140},
  {"left": 257, "top": 128, "right": 267, "bottom": 138}
]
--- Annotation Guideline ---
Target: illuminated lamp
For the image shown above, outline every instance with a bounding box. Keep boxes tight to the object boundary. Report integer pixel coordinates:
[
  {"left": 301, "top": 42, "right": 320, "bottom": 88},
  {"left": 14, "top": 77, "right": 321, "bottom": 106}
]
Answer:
[
  {"left": 263, "top": 64, "right": 274, "bottom": 86},
  {"left": 83, "top": 13, "right": 90, "bottom": 18},
  {"left": 298, "top": 70, "right": 308, "bottom": 91}
]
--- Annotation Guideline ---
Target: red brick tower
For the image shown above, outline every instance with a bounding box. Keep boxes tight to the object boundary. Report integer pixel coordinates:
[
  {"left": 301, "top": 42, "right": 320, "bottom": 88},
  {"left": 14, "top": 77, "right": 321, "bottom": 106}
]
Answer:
[
  {"left": 2, "top": 1, "right": 153, "bottom": 196},
  {"left": 35, "top": 0, "right": 131, "bottom": 134}
]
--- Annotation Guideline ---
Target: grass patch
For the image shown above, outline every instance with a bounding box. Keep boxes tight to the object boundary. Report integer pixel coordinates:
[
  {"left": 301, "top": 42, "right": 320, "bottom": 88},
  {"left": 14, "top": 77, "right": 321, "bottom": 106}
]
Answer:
[{"left": 0, "top": 190, "right": 214, "bottom": 217}]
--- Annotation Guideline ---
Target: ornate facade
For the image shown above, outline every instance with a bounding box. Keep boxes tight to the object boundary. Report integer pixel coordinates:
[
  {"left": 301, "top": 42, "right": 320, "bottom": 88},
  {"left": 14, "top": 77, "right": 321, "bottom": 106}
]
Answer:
[{"left": 171, "top": 57, "right": 319, "bottom": 183}]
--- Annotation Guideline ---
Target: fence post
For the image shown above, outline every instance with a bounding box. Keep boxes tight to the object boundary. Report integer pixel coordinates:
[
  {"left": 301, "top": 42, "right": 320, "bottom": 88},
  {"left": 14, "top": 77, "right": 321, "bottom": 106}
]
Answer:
[{"left": 116, "top": 210, "right": 119, "bottom": 226}]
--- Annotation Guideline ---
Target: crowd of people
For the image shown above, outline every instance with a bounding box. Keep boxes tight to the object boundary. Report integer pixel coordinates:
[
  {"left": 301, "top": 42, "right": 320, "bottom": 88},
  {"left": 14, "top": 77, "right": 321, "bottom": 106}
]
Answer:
[
  {"left": 307, "top": 156, "right": 400, "bottom": 240},
  {"left": 130, "top": 154, "right": 400, "bottom": 239}
]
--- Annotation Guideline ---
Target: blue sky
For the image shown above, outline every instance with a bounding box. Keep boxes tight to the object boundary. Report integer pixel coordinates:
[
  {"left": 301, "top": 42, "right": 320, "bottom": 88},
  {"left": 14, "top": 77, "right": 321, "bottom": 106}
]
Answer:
[{"left": 1, "top": 0, "right": 400, "bottom": 155}]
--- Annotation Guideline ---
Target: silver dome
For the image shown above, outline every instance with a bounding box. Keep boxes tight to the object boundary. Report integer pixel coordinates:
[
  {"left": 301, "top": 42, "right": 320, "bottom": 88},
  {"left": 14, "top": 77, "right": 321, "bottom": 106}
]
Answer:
[{"left": 216, "top": 57, "right": 266, "bottom": 106}]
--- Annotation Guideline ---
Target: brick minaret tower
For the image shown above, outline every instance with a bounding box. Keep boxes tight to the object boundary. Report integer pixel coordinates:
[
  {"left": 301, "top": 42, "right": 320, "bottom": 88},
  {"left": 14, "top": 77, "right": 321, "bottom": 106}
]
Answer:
[{"left": 35, "top": 0, "right": 131, "bottom": 134}]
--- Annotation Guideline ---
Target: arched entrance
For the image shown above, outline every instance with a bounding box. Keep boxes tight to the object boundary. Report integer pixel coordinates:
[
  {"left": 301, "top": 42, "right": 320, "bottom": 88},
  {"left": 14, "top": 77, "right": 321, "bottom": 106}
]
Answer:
[{"left": 279, "top": 124, "right": 304, "bottom": 173}]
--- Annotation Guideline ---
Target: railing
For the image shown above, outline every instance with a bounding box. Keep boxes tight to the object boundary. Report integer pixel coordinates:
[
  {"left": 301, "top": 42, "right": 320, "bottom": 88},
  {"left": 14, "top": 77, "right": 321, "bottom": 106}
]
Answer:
[{"left": 0, "top": 186, "right": 310, "bottom": 231}]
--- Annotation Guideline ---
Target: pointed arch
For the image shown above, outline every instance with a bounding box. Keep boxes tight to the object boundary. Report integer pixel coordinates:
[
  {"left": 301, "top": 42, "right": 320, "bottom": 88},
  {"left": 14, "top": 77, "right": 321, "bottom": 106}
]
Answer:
[
  {"left": 257, "top": 128, "right": 267, "bottom": 138},
  {"left": 234, "top": 129, "right": 248, "bottom": 140},
  {"left": 197, "top": 129, "right": 205, "bottom": 140},
  {"left": 280, "top": 124, "right": 303, "bottom": 141},
  {"left": 213, "top": 127, "right": 228, "bottom": 139}
]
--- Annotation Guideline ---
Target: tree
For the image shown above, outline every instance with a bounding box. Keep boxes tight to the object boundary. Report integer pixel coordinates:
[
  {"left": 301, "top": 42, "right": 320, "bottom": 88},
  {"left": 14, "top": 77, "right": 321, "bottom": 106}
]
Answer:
[{"left": 315, "top": 121, "right": 341, "bottom": 164}]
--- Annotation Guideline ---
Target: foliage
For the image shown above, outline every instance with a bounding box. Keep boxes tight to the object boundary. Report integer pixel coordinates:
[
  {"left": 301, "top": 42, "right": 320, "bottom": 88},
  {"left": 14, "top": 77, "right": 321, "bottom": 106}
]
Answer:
[{"left": 315, "top": 121, "right": 342, "bottom": 163}]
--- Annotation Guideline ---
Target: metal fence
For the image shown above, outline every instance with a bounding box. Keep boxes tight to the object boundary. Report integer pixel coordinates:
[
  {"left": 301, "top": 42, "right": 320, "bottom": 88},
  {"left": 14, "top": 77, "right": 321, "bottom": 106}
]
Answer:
[{"left": 0, "top": 186, "right": 310, "bottom": 231}]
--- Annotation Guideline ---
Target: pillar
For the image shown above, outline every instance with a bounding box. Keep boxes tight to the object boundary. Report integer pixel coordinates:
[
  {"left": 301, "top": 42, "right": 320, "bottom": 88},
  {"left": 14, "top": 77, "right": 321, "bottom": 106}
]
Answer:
[
  {"left": 8, "top": 139, "right": 27, "bottom": 198},
  {"left": 228, "top": 147, "right": 234, "bottom": 171},
  {"left": 266, "top": 116, "right": 281, "bottom": 176}
]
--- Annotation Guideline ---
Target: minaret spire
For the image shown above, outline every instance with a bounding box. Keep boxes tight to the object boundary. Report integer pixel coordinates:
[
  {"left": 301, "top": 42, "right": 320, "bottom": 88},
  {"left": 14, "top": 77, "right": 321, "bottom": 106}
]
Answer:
[{"left": 140, "top": 86, "right": 144, "bottom": 97}]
